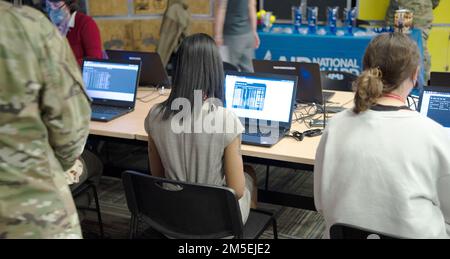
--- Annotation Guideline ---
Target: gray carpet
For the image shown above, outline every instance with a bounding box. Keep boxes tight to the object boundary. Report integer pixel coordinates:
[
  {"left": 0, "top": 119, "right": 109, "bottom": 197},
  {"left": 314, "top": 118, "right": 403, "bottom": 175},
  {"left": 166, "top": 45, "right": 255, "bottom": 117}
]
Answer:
[{"left": 80, "top": 165, "right": 325, "bottom": 239}]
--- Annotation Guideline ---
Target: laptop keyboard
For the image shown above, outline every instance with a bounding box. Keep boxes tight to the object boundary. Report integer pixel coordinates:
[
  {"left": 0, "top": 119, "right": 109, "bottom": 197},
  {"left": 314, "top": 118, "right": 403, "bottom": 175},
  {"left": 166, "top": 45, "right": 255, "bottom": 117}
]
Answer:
[
  {"left": 91, "top": 105, "right": 126, "bottom": 115},
  {"left": 244, "top": 127, "right": 286, "bottom": 138},
  {"left": 245, "top": 131, "right": 273, "bottom": 137}
]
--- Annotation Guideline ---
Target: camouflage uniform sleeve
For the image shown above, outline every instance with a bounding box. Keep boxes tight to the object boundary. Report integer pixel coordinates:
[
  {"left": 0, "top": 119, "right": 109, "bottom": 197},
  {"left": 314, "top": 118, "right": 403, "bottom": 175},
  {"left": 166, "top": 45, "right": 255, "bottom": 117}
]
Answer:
[{"left": 39, "top": 19, "right": 92, "bottom": 171}]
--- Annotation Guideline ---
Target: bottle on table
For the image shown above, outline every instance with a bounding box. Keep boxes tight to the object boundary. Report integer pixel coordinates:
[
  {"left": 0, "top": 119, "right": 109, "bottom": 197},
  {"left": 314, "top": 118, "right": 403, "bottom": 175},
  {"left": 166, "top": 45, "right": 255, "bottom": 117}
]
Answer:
[{"left": 308, "top": 6, "right": 318, "bottom": 34}]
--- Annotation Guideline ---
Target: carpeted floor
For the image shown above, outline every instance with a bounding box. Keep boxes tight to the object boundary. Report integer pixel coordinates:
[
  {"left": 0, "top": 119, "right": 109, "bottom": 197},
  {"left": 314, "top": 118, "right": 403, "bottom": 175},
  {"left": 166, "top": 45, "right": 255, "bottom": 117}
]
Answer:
[{"left": 80, "top": 165, "right": 325, "bottom": 239}]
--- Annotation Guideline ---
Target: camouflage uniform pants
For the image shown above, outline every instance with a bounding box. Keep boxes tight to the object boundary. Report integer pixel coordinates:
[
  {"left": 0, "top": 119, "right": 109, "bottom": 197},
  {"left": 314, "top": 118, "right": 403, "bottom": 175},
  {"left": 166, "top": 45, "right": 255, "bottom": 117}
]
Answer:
[{"left": 0, "top": 178, "right": 83, "bottom": 239}]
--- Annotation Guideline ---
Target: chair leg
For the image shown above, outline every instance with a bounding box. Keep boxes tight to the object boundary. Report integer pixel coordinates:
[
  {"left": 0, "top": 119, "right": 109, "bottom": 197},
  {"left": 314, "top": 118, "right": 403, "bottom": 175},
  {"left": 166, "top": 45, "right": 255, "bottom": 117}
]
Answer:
[
  {"left": 265, "top": 165, "right": 270, "bottom": 191},
  {"left": 272, "top": 218, "right": 278, "bottom": 239},
  {"left": 129, "top": 216, "right": 134, "bottom": 239},
  {"left": 90, "top": 184, "right": 104, "bottom": 238},
  {"left": 129, "top": 215, "right": 138, "bottom": 239}
]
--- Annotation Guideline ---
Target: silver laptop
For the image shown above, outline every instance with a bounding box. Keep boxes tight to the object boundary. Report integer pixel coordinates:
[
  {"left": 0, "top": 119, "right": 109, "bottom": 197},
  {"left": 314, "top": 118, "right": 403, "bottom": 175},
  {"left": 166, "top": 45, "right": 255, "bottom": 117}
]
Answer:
[
  {"left": 82, "top": 59, "right": 141, "bottom": 122},
  {"left": 224, "top": 71, "right": 298, "bottom": 147}
]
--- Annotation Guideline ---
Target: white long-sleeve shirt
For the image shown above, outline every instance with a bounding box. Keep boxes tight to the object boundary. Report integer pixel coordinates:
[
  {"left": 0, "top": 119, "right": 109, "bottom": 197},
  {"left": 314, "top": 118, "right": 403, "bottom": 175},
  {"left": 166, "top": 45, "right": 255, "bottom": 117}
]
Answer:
[{"left": 314, "top": 109, "right": 450, "bottom": 239}]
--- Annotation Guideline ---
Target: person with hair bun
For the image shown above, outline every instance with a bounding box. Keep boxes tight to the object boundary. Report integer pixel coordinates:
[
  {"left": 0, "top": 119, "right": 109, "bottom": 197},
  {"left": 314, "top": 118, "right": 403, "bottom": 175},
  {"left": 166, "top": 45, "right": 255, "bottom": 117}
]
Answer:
[
  {"left": 314, "top": 32, "right": 450, "bottom": 239},
  {"left": 46, "top": 0, "right": 103, "bottom": 66}
]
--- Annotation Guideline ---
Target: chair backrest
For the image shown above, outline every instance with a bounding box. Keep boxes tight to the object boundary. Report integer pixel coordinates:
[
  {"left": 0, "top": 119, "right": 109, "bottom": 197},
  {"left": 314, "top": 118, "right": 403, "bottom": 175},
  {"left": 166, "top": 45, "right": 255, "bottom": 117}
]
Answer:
[
  {"left": 122, "top": 171, "right": 244, "bottom": 239},
  {"left": 330, "top": 224, "right": 400, "bottom": 239},
  {"left": 223, "top": 61, "right": 239, "bottom": 72},
  {"left": 320, "top": 71, "right": 358, "bottom": 92}
]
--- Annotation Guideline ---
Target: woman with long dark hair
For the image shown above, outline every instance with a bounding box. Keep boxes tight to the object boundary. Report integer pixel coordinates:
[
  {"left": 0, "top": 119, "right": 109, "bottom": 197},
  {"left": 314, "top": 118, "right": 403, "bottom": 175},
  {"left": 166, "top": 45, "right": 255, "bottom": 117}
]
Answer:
[{"left": 144, "top": 33, "right": 257, "bottom": 224}]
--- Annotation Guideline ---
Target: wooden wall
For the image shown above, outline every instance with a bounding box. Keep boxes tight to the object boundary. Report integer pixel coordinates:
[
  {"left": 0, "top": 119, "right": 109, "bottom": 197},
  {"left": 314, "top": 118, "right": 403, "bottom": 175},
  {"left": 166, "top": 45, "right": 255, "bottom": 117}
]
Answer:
[{"left": 87, "top": 0, "right": 216, "bottom": 52}]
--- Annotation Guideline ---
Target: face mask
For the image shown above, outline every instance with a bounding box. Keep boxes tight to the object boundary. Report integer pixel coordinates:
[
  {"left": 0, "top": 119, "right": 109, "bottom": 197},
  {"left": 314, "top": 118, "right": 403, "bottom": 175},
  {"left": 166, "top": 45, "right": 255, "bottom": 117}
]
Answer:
[{"left": 48, "top": 8, "right": 68, "bottom": 25}]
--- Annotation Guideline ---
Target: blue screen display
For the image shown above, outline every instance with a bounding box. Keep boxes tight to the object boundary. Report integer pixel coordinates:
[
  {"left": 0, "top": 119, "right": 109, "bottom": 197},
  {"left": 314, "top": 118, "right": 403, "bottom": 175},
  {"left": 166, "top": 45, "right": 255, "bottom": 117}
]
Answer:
[
  {"left": 427, "top": 95, "right": 450, "bottom": 127},
  {"left": 83, "top": 62, "right": 138, "bottom": 94}
]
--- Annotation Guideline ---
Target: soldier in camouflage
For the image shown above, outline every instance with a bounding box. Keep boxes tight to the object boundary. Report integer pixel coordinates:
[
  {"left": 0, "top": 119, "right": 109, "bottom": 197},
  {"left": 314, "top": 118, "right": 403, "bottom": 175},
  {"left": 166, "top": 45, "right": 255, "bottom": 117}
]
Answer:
[
  {"left": 0, "top": 1, "right": 91, "bottom": 238},
  {"left": 386, "top": 0, "right": 440, "bottom": 82}
]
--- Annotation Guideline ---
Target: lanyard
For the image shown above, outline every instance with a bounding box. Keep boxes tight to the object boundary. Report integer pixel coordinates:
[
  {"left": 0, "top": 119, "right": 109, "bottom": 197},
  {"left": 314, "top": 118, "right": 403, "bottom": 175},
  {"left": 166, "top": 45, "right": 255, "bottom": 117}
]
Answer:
[{"left": 383, "top": 93, "right": 406, "bottom": 103}]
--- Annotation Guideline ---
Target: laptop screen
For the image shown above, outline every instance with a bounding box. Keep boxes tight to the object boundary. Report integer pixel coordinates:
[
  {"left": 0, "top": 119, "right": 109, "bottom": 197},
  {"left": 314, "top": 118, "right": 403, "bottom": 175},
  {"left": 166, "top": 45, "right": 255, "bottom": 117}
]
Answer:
[
  {"left": 253, "top": 60, "right": 324, "bottom": 104},
  {"left": 419, "top": 88, "right": 450, "bottom": 136},
  {"left": 430, "top": 72, "right": 450, "bottom": 87},
  {"left": 224, "top": 72, "right": 297, "bottom": 124},
  {"left": 82, "top": 60, "right": 140, "bottom": 103},
  {"left": 105, "top": 50, "right": 170, "bottom": 87}
]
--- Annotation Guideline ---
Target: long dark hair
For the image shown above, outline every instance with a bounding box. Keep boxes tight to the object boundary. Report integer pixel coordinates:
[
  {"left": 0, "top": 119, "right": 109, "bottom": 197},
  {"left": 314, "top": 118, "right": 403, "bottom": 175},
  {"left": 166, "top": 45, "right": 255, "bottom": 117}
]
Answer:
[{"left": 159, "top": 33, "right": 224, "bottom": 120}]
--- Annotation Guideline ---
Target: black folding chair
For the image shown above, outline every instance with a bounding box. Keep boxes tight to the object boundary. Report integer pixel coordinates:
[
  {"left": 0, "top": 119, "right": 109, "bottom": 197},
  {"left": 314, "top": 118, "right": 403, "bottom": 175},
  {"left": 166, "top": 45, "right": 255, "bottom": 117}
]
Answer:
[
  {"left": 320, "top": 71, "right": 358, "bottom": 92},
  {"left": 330, "top": 223, "right": 400, "bottom": 239},
  {"left": 122, "top": 171, "right": 277, "bottom": 239}
]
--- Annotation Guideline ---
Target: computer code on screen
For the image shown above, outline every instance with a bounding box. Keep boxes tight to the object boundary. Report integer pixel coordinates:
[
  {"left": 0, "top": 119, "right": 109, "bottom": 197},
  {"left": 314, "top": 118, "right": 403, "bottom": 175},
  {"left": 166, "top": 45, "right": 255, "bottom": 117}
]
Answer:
[
  {"left": 83, "top": 65, "right": 138, "bottom": 94},
  {"left": 83, "top": 68, "right": 112, "bottom": 90},
  {"left": 427, "top": 96, "right": 450, "bottom": 127},
  {"left": 232, "top": 82, "right": 267, "bottom": 111}
]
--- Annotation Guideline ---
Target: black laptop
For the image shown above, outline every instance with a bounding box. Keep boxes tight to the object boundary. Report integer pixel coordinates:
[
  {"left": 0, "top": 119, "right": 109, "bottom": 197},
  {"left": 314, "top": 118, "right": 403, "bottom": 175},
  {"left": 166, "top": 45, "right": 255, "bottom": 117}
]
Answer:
[
  {"left": 253, "top": 60, "right": 334, "bottom": 105},
  {"left": 224, "top": 71, "right": 298, "bottom": 147},
  {"left": 430, "top": 72, "right": 450, "bottom": 87},
  {"left": 82, "top": 59, "right": 141, "bottom": 122},
  {"left": 105, "top": 50, "right": 170, "bottom": 87},
  {"left": 418, "top": 86, "right": 450, "bottom": 137}
]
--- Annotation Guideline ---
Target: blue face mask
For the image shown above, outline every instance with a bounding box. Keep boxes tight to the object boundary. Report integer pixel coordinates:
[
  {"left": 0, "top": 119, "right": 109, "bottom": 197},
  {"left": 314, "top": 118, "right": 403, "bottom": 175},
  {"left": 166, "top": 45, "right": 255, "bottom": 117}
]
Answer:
[{"left": 48, "top": 8, "right": 68, "bottom": 25}]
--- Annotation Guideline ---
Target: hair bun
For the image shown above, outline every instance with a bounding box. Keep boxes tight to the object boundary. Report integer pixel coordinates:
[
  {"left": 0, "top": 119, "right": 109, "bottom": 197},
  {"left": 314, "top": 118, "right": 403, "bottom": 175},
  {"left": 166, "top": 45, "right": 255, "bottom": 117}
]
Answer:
[{"left": 368, "top": 67, "right": 383, "bottom": 79}]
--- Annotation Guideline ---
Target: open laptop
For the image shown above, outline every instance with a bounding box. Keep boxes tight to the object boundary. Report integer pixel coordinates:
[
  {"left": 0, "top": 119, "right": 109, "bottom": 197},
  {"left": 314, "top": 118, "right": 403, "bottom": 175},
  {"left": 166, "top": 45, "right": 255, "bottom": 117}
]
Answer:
[
  {"left": 82, "top": 59, "right": 141, "bottom": 122},
  {"left": 418, "top": 86, "right": 450, "bottom": 137},
  {"left": 430, "top": 72, "right": 450, "bottom": 87},
  {"left": 253, "top": 60, "right": 334, "bottom": 105},
  {"left": 224, "top": 71, "right": 298, "bottom": 147},
  {"left": 105, "top": 50, "right": 170, "bottom": 87}
]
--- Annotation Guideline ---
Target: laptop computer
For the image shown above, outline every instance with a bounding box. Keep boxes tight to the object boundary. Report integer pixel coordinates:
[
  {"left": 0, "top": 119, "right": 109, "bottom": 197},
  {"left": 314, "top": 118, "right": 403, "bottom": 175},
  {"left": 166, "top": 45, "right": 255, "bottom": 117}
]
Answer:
[
  {"left": 418, "top": 86, "right": 450, "bottom": 137},
  {"left": 82, "top": 59, "right": 141, "bottom": 122},
  {"left": 105, "top": 50, "right": 170, "bottom": 87},
  {"left": 224, "top": 71, "right": 298, "bottom": 147},
  {"left": 430, "top": 72, "right": 450, "bottom": 87},
  {"left": 253, "top": 60, "right": 334, "bottom": 105}
]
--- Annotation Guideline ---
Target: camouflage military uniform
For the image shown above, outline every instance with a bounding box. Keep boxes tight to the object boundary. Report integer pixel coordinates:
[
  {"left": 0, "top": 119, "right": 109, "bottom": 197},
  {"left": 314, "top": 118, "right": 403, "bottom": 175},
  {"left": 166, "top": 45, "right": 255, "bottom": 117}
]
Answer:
[
  {"left": 386, "top": 0, "right": 440, "bottom": 82},
  {"left": 0, "top": 2, "right": 91, "bottom": 239}
]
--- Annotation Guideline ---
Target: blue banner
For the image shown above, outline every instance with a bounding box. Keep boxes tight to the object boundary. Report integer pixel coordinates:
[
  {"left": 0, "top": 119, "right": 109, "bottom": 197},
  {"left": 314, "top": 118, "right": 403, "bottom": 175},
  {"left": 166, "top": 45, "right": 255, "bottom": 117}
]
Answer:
[{"left": 256, "top": 25, "right": 425, "bottom": 87}]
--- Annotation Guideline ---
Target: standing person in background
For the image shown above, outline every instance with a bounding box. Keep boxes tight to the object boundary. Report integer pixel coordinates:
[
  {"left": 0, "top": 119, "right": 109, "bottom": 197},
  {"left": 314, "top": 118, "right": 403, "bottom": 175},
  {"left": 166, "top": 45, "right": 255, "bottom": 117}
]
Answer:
[
  {"left": 46, "top": 0, "right": 103, "bottom": 66},
  {"left": 157, "top": 0, "right": 191, "bottom": 68},
  {"left": 215, "top": 0, "right": 260, "bottom": 72},
  {"left": 386, "top": 0, "right": 440, "bottom": 83},
  {"left": 0, "top": 1, "right": 91, "bottom": 238}
]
